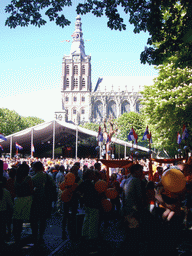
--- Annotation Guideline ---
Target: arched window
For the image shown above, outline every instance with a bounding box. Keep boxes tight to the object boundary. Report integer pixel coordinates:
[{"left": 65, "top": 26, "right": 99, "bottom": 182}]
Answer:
[
  {"left": 82, "top": 96, "right": 85, "bottom": 102},
  {"left": 94, "top": 101, "right": 103, "bottom": 120},
  {"left": 73, "top": 65, "right": 78, "bottom": 75},
  {"left": 66, "top": 65, "right": 69, "bottom": 75},
  {"left": 81, "top": 109, "right": 85, "bottom": 114},
  {"left": 74, "top": 96, "right": 77, "bottom": 102},
  {"left": 121, "top": 101, "right": 130, "bottom": 114},
  {"left": 73, "top": 78, "right": 78, "bottom": 88},
  {"left": 66, "top": 78, "right": 69, "bottom": 87},
  {"left": 108, "top": 101, "right": 117, "bottom": 118},
  {"left": 65, "top": 96, "right": 69, "bottom": 102},
  {"left": 73, "top": 109, "right": 76, "bottom": 115},
  {"left": 82, "top": 65, "right": 85, "bottom": 75},
  {"left": 82, "top": 78, "right": 86, "bottom": 87}
]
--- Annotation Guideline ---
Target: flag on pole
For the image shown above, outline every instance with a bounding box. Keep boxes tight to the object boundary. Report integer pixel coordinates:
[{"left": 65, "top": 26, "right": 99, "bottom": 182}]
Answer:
[
  {"left": 0, "top": 133, "right": 7, "bottom": 141},
  {"left": 98, "top": 126, "right": 103, "bottom": 142},
  {"left": 0, "top": 144, "right": 3, "bottom": 150},
  {"left": 16, "top": 143, "right": 23, "bottom": 150},
  {"left": 106, "top": 134, "right": 111, "bottom": 144},
  {"left": 142, "top": 126, "right": 152, "bottom": 143},
  {"left": 128, "top": 127, "right": 138, "bottom": 144},
  {"left": 177, "top": 132, "right": 182, "bottom": 144},
  {"left": 149, "top": 132, "right": 153, "bottom": 144},
  {"left": 142, "top": 126, "right": 150, "bottom": 140},
  {"left": 182, "top": 125, "right": 189, "bottom": 140}
]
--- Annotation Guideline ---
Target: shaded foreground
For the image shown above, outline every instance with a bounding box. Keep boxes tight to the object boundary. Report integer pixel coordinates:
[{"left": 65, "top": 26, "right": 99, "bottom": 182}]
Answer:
[{"left": 2, "top": 209, "right": 192, "bottom": 256}]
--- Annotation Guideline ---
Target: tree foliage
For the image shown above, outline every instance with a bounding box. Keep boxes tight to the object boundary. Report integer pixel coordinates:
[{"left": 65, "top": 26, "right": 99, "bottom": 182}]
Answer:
[
  {"left": 141, "top": 56, "right": 192, "bottom": 156},
  {"left": 4, "top": 0, "right": 192, "bottom": 68},
  {"left": 0, "top": 108, "right": 44, "bottom": 136},
  {"left": 80, "top": 113, "right": 147, "bottom": 146},
  {"left": 116, "top": 112, "right": 147, "bottom": 147},
  {"left": 21, "top": 116, "right": 44, "bottom": 129},
  {"left": 80, "top": 122, "right": 99, "bottom": 133}
]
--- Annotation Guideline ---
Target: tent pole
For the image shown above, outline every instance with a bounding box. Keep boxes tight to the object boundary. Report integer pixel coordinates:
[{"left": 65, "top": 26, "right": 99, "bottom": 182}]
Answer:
[
  {"left": 10, "top": 136, "right": 12, "bottom": 158},
  {"left": 52, "top": 120, "right": 56, "bottom": 159},
  {"left": 75, "top": 124, "right": 78, "bottom": 160}
]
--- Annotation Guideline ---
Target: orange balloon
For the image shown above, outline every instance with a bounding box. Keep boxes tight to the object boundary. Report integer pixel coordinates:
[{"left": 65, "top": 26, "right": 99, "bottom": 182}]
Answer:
[
  {"left": 161, "top": 168, "right": 186, "bottom": 193},
  {"left": 105, "top": 188, "right": 118, "bottom": 199},
  {"left": 101, "top": 199, "right": 112, "bottom": 212},
  {"left": 61, "top": 189, "right": 73, "bottom": 202},
  {"left": 60, "top": 181, "right": 66, "bottom": 191},
  {"left": 95, "top": 180, "right": 108, "bottom": 193},
  {"left": 65, "top": 172, "right": 76, "bottom": 186}
]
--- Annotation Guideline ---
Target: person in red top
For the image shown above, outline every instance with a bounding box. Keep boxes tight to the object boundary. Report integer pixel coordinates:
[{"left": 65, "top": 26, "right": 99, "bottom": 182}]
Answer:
[{"left": 153, "top": 166, "right": 163, "bottom": 183}]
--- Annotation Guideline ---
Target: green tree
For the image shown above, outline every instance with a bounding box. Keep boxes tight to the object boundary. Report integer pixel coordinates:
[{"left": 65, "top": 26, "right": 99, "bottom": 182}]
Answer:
[
  {"left": 0, "top": 108, "right": 44, "bottom": 136},
  {"left": 0, "top": 108, "right": 24, "bottom": 135},
  {"left": 80, "top": 122, "right": 99, "bottom": 132},
  {"left": 116, "top": 112, "right": 147, "bottom": 147},
  {"left": 141, "top": 56, "right": 192, "bottom": 157},
  {"left": 21, "top": 116, "right": 44, "bottom": 129},
  {"left": 4, "top": 0, "right": 192, "bottom": 68}
]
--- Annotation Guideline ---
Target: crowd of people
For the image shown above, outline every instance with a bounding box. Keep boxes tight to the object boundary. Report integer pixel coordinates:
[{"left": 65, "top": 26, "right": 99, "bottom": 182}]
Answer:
[{"left": 0, "top": 156, "right": 192, "bottom": 255}]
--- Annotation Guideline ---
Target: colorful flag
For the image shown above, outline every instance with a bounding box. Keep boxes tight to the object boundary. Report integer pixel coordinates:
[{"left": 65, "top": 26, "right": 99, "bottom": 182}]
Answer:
[
  {"left": 98, "top": 126, "right": 103, "bottom": 142},
  {"left": 16, "top": 143, "right": 23, "bottom": 150},
  {"left": 177, "top": 132, "right": 182, "bottom": 144},
  {"left": 142, "top": 126, "right": 150, "bottom": 141},
  {"left": 0, "top": 133, "right": 7, "bottom": 141},
  {"left": 106, "top": 134, "right": 111, "bottom": 144},
  {"left": 142, "top": 126, "right": 152, "bottom": 143},
  {"left": 149, "top": 132, "right": 153, "bottom": 144},
  {"left": 128, "top": 127, "right": 138, "bottom": 143},
  {"left": 0, "top": 144, "right": 3, "bottom": 150},
  {"left": 182, "top": 125, "right": 189, "bottom": 140}
]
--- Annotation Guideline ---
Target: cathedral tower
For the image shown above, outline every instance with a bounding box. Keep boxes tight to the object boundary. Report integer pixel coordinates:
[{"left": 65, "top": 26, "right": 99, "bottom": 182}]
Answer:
[{"left": 57, "top": 15, "right": 91, "bottom": 124}]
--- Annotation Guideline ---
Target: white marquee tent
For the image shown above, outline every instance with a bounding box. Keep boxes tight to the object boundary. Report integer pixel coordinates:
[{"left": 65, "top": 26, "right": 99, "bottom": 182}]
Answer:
[{"left": 0, "top": 120, "right": 149, "bottom": 159}]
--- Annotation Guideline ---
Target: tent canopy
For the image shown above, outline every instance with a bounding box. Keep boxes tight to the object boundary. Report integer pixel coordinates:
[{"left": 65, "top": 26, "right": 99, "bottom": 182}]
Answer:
[{"left": 0, "top": 120, "right": 149, "bottom": 157}]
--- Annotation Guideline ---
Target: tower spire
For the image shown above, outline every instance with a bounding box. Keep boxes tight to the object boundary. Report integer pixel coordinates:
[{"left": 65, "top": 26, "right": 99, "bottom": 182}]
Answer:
[{"left": 70, "top": 15, "right": 85, "bottom": 57}]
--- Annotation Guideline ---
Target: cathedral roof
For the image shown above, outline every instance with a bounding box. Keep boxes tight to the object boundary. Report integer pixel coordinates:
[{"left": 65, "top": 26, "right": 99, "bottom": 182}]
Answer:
[{"left": 93, "top": 76, "right": 156, "bottom": 92}]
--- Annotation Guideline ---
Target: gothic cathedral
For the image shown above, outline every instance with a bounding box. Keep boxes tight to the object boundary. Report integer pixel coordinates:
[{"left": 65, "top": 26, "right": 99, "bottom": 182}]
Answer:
[{"left": 55, "top": 15, "right": 143, "bottom": 124}]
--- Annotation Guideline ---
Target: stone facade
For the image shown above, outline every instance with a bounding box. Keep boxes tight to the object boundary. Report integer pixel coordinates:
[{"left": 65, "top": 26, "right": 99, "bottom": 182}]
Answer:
[
  {"left": 55, "top": 16, "right": 144, "bottom": 124},
  {"left": 91, "top": 81, "right": 142, "bottom": 123}
]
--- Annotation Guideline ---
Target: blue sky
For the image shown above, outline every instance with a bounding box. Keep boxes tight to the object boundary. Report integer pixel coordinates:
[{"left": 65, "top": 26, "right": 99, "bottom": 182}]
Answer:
[{"left": 0, "top": 0, "right": 158, "bottom": 121}]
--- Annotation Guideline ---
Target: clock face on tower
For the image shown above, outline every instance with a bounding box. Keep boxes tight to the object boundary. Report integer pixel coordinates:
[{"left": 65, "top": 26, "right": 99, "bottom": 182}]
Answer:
[{"left": 73, "top": 55, "right": 80, "bottom": 62}]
